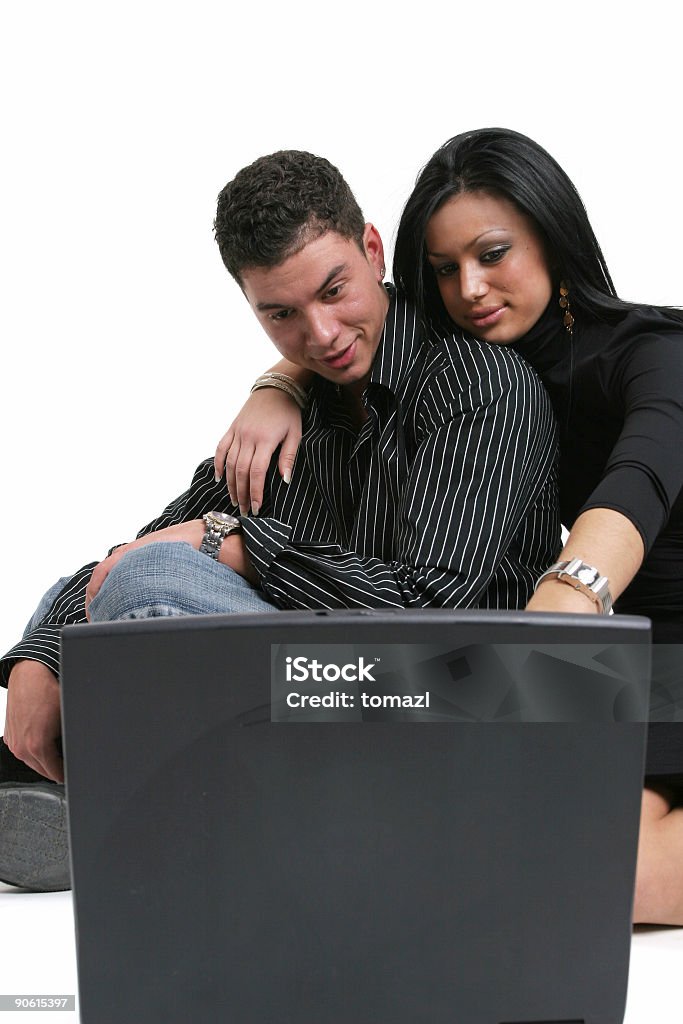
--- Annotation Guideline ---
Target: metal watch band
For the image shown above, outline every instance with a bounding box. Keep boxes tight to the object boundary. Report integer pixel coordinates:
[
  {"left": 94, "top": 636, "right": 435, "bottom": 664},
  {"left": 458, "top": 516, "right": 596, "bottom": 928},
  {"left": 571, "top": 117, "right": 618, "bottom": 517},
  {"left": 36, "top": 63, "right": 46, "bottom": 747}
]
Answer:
[
  {"left": 199, "top": 512, "right": 241, "bottom": 560},
  {"left": 534, "top": 557, "right": 613, "bottom": 614}
]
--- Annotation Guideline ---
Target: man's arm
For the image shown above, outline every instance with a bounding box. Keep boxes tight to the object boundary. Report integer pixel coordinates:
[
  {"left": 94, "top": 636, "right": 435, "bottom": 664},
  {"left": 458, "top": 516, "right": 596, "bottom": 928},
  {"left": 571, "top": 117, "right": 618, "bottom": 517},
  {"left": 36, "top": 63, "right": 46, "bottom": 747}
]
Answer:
[
  {"left": 1, "top": 459, "right": 239, "bottom": 779},
  {"left": 0, "top": 565, "right": 97, "bottom": 687},
  {"left": 5, "top": 661, "right": 64, "bottom": 782},
  {"left": 1, "top": 458, "right": 236, "bottom": 685},
  {"left": 238, "top": 347, "right": 559, "bottom": 609},
  {"left": 84, "top": 519, "right": 258, "bottom": 616}
]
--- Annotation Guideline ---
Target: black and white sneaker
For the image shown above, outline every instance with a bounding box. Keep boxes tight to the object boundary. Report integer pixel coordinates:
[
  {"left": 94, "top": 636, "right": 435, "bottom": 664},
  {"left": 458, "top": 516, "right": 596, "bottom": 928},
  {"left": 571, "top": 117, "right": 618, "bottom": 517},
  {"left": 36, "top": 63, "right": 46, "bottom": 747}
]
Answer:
[{"left": 0, "top": 782, "right": 71, "bottom": 892}]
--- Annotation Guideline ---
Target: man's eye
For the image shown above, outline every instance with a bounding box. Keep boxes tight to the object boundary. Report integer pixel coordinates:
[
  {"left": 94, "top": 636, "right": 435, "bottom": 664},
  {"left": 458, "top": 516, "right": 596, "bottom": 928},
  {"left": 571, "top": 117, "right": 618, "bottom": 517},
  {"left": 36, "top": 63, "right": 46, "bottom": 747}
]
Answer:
[
  {"left": 481, "top": 246, "right": 509, "bottom": 264},
  {"left": 270, "top": 309, "right": 293, "bottom": 322},
  {"left": 325, "top": 284, "right": 343, "bottom": 299}
]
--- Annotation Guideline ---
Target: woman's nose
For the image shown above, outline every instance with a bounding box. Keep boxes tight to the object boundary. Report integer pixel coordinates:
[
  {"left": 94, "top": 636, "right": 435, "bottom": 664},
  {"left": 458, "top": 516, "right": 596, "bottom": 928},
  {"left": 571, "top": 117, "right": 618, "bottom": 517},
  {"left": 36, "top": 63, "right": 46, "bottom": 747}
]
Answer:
[{"left": 459, "top": 262, "right": 489, "bottom": 303}]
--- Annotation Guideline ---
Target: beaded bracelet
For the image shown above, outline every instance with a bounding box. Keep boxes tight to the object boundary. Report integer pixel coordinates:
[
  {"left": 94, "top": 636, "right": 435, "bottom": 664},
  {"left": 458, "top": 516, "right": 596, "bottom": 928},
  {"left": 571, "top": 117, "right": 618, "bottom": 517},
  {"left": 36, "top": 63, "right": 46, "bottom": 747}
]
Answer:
[
  {"left": 250, "top": 372, "right": 308, "bottom": 410},
  {"left": 256, "top": 371, "right": 308, "bottom": 404}
]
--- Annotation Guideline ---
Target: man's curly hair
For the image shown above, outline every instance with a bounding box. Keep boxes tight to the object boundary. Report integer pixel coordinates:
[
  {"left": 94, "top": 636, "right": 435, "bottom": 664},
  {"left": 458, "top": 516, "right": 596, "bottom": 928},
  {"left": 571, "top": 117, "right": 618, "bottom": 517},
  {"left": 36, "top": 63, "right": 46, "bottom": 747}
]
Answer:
[{"left": 214, "top": 151, "right": 366, "bottom": 284}]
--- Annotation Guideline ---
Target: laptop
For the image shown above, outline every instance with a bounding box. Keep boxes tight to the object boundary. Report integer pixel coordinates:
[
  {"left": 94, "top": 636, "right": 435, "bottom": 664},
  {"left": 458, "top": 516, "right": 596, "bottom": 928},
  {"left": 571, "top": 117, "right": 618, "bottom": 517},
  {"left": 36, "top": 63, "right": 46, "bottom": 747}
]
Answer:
[{"left": 60, "top": 608, "right": 651, "bottom": 1024}]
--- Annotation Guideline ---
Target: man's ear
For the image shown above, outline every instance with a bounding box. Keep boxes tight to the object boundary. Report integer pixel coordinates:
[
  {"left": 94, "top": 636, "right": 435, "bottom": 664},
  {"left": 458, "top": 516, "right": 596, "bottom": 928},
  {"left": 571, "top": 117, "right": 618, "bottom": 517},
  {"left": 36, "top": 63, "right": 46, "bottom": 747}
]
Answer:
[{"left": 362, "top": 223, "right": 386, "bottom": 281}]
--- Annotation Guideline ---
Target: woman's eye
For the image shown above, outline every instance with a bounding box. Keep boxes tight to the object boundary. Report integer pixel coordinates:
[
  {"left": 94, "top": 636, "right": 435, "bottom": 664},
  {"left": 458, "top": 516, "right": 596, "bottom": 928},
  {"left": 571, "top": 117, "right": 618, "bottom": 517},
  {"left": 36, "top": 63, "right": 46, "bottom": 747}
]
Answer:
[
  {"left": 435, "top": 263, "right": 457, "bottom": 278},
  {"left": 481, "top": 246, "right": 509, "bottom": 264}
]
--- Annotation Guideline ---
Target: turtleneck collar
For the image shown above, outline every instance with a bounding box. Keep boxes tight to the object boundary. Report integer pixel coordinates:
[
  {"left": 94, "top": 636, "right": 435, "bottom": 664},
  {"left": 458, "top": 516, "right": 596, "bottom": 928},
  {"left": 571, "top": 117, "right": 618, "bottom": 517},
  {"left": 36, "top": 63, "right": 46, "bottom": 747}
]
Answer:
[{"left": 510, "top": 297, "right": 569, "bottom": 375}]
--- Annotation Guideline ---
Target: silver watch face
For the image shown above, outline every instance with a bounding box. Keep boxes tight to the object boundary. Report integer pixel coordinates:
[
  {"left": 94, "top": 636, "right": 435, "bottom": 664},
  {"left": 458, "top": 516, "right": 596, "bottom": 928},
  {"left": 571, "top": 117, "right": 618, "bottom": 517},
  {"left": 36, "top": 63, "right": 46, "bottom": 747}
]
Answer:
[
  {"left": 206, "top": 511, "right": 240, "bottom": 529},
  {"left": 576, "top": 566, "right": 599, "bottom": 587}
]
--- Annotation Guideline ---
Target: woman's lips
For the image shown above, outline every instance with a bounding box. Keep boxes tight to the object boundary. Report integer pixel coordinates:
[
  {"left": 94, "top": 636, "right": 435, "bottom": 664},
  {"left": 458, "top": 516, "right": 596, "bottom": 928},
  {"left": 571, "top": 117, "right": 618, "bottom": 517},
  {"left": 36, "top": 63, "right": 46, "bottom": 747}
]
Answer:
[
  {"left": 470, "top": 306, "right": 506, "bottom": 328},
  {"left": 323, "top": 340, "right": 356, "bottom": 369}
]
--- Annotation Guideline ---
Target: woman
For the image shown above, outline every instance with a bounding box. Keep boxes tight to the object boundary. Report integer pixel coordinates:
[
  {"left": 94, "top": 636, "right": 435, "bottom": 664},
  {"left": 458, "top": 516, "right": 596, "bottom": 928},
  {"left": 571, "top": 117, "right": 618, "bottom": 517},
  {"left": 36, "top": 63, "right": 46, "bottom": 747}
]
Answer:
[{"left": 216, "top": 129, "right": 683, "bottom": 924}]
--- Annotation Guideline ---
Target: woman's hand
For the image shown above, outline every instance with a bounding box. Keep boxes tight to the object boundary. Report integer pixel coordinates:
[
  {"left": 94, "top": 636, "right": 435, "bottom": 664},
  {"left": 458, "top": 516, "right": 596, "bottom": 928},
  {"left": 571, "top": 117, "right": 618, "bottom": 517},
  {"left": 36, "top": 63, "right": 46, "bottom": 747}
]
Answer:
[
  {"left": 214, "top": 388, "right": 303, "bottom": 515},
  {"left": 526, "top": 577, "right": 602, "bottom": 614}
]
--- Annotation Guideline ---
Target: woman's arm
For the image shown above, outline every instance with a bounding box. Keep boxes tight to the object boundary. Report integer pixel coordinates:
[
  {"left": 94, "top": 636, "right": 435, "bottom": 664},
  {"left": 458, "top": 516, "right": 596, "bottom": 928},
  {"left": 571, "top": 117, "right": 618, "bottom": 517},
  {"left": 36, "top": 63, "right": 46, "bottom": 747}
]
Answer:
[
  {"left": 526, "top": 507, "right": 645, "bottom": 613},
  {"left": 529, "top": 316, "right": 683, "bottom": 615},
  {"left": 214, "top": 359, "right": 312, "bottom": 514}
]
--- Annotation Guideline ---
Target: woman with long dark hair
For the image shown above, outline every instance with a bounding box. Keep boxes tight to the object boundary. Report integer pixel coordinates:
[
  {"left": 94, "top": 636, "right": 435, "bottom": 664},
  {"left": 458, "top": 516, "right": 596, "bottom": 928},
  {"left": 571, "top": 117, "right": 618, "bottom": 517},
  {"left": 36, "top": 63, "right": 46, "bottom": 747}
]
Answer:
[{"left": 216, "top": 129, "right": 683, "bottom": 924}]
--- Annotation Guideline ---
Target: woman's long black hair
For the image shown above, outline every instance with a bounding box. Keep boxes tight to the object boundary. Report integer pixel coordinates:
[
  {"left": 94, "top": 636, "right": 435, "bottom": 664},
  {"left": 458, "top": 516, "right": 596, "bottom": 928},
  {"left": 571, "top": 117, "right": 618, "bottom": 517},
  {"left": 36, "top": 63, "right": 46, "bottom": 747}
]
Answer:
[{"left": 393, "top": 127, "right": 682, "bottom": 330}]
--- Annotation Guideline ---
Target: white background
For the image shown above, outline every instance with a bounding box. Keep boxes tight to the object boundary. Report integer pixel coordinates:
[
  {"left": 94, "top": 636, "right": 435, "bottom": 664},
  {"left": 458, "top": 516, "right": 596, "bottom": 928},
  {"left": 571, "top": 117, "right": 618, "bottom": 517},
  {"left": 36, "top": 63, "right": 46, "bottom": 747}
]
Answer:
[
  {"left": 1, "top": 2, "right": 682, "bottom": 1018},
  {"left": 2, "top": 2, "right": 682, "bottom": 647}
]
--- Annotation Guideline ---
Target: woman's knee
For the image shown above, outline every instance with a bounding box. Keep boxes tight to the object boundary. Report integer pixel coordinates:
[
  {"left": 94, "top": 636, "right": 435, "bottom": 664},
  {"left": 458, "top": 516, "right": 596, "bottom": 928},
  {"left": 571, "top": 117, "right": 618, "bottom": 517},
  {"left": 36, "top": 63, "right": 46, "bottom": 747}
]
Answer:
[{"left": 633, "top": 787, "right": 680, "bottom": 924}]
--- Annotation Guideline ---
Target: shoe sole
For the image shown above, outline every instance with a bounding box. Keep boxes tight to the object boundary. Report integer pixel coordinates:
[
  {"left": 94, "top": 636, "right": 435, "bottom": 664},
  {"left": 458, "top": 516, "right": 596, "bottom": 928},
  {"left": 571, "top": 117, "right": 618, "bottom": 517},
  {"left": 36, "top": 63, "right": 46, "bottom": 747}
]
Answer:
[{"left": 0, "top": 783, "right": 71, "bottom": 891}]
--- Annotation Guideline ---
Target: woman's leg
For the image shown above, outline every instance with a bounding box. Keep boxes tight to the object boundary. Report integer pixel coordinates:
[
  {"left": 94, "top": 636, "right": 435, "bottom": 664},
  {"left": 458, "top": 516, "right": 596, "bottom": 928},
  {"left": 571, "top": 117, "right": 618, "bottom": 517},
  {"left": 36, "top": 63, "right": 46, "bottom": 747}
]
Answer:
[{"left": 633, "top": 783, "right": 683, "bottom": 924}]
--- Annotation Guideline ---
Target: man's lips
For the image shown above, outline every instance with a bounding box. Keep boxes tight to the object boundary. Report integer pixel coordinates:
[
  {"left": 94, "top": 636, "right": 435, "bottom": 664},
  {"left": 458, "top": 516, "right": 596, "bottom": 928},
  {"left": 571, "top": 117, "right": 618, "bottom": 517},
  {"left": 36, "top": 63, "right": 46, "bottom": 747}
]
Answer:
[
  {"left": 469, "top": 305, "right": 506, "bottom": 328},
  {"left": 321, "top": 340, "right": 356, "bottom": 369}
]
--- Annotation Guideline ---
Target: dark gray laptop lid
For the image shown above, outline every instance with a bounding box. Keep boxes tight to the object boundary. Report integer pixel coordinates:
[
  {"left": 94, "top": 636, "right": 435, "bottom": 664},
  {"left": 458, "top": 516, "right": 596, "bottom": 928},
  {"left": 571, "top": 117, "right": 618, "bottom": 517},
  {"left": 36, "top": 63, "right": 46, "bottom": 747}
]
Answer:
[{"left": 61, "top": 609, "right": 651, "bottom": 1024}]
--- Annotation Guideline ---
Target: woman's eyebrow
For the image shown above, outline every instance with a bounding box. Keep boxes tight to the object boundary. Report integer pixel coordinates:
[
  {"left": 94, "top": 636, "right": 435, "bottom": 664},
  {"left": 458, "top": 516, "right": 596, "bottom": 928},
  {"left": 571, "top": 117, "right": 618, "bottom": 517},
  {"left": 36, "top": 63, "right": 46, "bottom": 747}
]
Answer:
[{"left": 428, "top": 227, "right": 510, "bottom": 258}]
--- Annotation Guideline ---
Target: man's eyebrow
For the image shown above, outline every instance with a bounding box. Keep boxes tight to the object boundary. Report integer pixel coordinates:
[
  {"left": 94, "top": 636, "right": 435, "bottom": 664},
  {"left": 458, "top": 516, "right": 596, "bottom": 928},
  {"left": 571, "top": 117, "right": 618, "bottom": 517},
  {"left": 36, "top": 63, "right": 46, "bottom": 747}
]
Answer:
[
  {"left": 317, "top": 263, "right": 347, "bottom": 293},
  {"left": 255, "top": 264, "right": 348, "bottom": 311}
]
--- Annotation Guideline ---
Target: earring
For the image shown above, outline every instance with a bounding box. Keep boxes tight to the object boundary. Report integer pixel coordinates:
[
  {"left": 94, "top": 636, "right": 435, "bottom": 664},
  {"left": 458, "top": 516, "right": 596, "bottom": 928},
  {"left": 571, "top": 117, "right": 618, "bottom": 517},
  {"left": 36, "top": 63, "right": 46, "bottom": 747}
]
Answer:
[
  {"left": 380, "top": 264, "right": 386, "bottom": 280},
  {"left": 559, "top": 280, "right": 574, "bottom": 335}
]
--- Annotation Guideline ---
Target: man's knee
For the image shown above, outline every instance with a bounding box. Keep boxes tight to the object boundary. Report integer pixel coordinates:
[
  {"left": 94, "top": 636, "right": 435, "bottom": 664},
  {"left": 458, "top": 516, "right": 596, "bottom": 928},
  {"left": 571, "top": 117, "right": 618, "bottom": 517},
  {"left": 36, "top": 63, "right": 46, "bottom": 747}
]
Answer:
[{"left": 89, "top": 541, "right": 198, "bottom": 622}]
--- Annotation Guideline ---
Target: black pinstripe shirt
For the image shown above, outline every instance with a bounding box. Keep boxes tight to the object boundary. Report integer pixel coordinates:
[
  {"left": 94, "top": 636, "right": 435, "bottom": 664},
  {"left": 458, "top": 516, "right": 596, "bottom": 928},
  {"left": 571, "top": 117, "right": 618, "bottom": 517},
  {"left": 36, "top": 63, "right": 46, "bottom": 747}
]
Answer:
[{"left": 1, "top": 289, "right": 560, "bottom": 684}]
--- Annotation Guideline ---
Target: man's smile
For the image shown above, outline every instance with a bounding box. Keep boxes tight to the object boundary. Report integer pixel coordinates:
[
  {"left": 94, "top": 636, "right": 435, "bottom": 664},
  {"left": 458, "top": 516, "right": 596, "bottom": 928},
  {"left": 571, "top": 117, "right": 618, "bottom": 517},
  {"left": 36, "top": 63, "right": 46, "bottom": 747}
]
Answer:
[{"left": 320, "top": 340, "right": 358, "bottom": 370}]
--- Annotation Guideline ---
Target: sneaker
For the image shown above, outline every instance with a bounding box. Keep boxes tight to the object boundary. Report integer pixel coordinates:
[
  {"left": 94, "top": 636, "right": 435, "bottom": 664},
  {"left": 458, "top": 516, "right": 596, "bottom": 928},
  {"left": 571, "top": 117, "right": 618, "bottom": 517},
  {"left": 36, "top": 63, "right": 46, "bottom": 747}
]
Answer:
[{"left": 0, "top": 782, "right": 71, "bottom": 891}]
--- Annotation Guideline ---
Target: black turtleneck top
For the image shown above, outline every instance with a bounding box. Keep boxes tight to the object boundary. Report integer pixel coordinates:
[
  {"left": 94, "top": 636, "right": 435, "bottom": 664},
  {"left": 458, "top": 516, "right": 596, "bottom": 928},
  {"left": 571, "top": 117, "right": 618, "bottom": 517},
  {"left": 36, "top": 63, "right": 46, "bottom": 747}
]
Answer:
[{"left": 512, "top": 301, "right": 683, "bottom": 636}]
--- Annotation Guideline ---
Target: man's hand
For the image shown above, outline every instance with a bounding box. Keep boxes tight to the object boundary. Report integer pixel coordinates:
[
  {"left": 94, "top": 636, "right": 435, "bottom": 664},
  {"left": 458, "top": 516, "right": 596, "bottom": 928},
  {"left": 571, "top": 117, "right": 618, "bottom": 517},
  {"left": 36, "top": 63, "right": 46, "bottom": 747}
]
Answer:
[
  {"left": 218, "top": 531, "right": 260, "bottom": 585},
  {"left": 84, "top": 520, "right": 259, "bottom": 619},
  {"left": 84, "top": 521, "right": 205, "bottom": 619},
  {"left": 5, "top": 660, "right": 64, "bottom": 782}
]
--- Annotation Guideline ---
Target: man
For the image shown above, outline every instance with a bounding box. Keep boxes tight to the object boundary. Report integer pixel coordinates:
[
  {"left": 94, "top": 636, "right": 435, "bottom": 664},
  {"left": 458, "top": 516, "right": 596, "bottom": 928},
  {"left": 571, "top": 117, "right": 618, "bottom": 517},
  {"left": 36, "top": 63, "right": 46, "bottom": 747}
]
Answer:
[{"left": 0, "top": 151, "right": 559, "bottom": 890}]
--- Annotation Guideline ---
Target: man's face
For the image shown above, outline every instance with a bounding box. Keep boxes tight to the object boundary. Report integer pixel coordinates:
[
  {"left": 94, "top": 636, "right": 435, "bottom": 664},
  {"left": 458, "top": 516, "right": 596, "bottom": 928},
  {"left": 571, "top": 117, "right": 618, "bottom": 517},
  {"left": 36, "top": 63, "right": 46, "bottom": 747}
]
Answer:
[{"left": 241, "top": 225, "right": 389, "bottom": 395}]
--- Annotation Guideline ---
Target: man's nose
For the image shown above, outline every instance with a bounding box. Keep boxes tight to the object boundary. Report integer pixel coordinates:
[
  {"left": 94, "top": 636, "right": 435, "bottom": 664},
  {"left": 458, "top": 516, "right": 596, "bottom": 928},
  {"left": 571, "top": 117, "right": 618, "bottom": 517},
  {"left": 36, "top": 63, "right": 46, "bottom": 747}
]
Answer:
[
  {"left": 306, "top": 307, "right": 340, "bottom": 348},
  {"left": 459, "top": 262, "right": 488, "bottom": 303}
]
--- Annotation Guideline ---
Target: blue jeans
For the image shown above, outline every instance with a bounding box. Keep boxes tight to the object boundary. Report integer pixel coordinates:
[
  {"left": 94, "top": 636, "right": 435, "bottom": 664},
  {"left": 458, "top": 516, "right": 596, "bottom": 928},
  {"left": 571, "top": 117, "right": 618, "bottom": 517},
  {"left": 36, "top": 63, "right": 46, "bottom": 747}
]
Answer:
[
  {"left": 7, "top": 542, "right": 274, "bottom": 783},
  {"left": 87, "top": 541, "right": 277, "bottom": 621},
  {"left": 26, "top": 542, "right": 277, "bottom": 632},
  {"left": 24, "top": 577, "right": 72, "bottom": 636}
]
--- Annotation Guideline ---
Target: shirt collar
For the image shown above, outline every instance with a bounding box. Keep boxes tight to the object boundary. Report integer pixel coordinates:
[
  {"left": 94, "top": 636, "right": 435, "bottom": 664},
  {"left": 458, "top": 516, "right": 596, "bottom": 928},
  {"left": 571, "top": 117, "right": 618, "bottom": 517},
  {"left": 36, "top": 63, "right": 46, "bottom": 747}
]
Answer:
[
  {"left": 367, "top": 284, "right": 426, "bottom": 396},
  {"left": 311, "top": 285, "right": 428, "bottom": 409}
]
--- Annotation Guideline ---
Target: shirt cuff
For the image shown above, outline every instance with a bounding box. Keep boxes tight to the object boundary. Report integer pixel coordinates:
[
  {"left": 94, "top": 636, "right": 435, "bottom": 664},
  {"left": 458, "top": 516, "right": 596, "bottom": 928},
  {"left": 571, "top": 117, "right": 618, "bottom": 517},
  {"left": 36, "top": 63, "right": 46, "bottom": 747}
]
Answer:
[
  {"left": 240, "top": 517, "right": 294, "bottom": 588},
  {"left": 0, "top": 626, "right": 62, "bottom": 687}
]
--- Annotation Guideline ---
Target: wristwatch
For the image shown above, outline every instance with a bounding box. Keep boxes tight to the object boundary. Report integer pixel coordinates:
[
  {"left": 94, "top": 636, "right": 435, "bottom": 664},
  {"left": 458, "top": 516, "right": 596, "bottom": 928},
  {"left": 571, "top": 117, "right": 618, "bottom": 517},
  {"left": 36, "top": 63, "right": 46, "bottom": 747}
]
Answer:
[
  {"left": 200, "top": 511, "right": 242, "bottom": 560},
  {"left": 534, "top": 557, "right": 613, "bottom": 614}
]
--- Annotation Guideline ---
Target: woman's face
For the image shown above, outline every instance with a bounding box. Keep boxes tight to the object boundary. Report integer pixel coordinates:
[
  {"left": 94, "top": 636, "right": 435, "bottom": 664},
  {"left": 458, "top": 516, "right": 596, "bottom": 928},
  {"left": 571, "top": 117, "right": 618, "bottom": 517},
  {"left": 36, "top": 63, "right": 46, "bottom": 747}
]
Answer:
[{"left": 424, "top": 191, "right": 553, "bottom": 344}]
